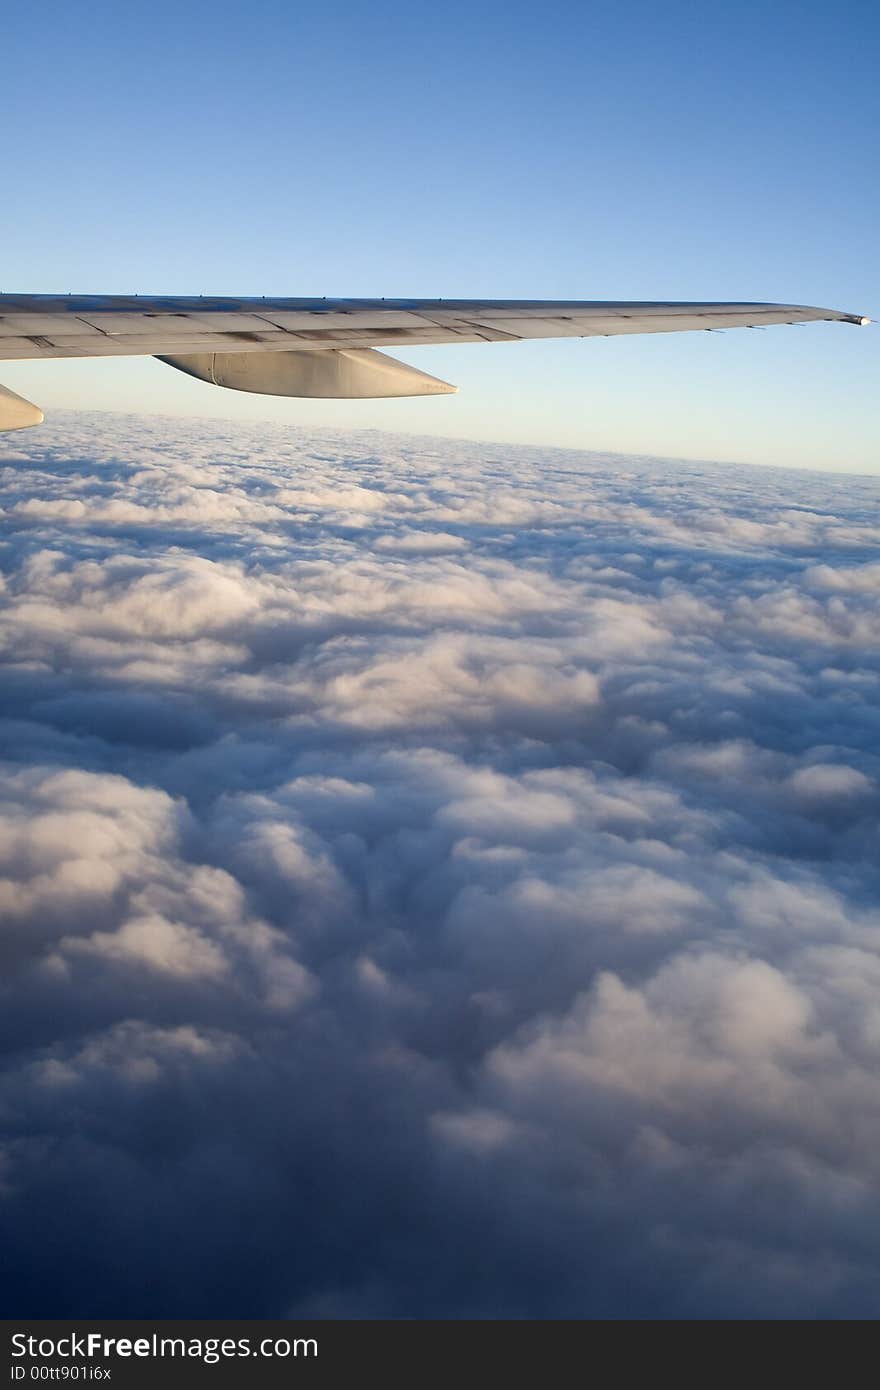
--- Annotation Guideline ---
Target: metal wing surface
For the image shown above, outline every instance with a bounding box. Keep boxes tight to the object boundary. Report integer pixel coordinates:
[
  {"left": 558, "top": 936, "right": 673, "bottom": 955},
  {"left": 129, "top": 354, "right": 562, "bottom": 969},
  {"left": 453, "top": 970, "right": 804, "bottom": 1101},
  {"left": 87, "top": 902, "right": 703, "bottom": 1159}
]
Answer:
[{"left": 0, "top": 295, "right": 868, "bottom": 429}]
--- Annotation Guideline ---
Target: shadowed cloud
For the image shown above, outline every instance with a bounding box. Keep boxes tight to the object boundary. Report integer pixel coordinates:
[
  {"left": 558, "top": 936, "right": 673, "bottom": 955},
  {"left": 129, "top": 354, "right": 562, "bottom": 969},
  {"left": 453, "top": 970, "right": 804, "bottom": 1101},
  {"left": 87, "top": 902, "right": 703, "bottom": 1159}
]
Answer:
[{"left": 1, "top": 413, "right": 879, "bottom": 1317}]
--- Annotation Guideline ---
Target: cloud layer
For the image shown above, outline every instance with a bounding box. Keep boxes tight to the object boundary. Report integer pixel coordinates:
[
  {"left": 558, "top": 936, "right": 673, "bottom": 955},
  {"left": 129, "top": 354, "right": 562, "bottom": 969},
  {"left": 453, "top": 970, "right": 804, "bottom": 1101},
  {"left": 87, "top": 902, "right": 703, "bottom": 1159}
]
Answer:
[{"left": 1, "top": 413, "right": 879, "bottom": 1317}]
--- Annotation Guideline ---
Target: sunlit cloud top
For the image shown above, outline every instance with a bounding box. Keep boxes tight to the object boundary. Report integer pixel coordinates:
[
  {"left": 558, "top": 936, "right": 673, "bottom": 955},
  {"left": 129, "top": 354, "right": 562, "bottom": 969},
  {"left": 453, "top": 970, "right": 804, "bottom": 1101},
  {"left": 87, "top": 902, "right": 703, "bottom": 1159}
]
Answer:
[{"left": 1, "top": 414, "right": 879, "bottom": 1316}]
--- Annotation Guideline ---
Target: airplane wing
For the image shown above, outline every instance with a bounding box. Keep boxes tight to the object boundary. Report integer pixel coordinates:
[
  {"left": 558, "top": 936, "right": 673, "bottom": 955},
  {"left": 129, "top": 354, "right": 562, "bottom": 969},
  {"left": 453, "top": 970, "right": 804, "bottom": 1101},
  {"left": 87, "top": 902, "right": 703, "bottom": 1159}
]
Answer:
[{"left": 0, "top": 295, "right": 869, "bottom": 430}]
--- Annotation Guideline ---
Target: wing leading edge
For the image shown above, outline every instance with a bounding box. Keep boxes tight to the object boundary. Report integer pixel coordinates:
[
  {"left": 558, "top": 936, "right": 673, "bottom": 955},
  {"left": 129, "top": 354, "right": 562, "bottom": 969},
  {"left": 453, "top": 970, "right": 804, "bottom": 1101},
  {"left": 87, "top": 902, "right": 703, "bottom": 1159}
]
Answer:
[{"left": 0, "top": 296, "right": 868, "bottom": 430}]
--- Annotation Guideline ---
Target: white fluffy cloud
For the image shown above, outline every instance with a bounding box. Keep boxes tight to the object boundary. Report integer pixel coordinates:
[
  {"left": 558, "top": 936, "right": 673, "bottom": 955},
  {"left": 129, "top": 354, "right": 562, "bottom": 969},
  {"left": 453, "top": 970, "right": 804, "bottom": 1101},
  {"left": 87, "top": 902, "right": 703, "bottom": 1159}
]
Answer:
[{"left": 1, "top": 412, "right": 878, "bottom": 1317}]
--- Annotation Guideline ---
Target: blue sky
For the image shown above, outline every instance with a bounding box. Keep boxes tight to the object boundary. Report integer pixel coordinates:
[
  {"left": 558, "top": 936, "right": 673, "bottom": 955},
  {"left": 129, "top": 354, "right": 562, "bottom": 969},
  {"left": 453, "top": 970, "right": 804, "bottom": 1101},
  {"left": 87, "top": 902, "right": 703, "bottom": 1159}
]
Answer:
[{"left": 3, "top": 0, "right": 877, "bottom": 469}]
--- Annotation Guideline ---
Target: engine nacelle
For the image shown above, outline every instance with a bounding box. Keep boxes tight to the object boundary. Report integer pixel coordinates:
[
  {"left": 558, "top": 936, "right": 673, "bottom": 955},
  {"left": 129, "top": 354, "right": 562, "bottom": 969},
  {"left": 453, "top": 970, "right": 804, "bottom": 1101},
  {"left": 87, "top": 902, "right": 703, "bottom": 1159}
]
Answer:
[{"left": 0, "top": 382, "right": 43, "bottom": 431}]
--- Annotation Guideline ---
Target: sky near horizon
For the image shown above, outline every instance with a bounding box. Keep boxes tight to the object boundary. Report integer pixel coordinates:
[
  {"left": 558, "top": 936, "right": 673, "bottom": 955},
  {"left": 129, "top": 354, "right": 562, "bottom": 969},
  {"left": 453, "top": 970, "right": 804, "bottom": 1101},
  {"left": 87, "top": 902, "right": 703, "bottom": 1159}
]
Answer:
[{"left": 2, "top": 0, "right": 878, "bottom": 468}]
